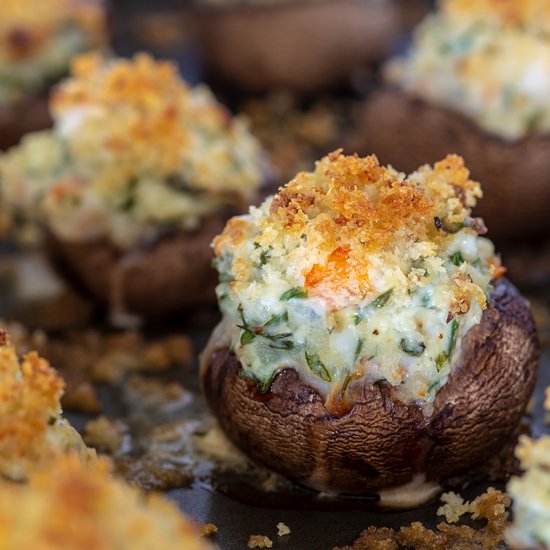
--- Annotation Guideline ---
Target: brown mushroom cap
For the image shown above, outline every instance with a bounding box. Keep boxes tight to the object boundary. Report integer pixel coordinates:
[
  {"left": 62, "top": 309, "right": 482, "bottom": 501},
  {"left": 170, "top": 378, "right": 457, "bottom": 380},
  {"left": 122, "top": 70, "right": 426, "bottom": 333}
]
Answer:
[
  {"left": 352, "top": 88, "right": 550, "bottom": 242},
  {"left": 0, "top": 94, "right": 51, "bottom": 151},
  {"left": 47, "top": 216, "right": 226, "bottom": 318},
  {"left": 195, "top": 0, "right": 399, "bottom": 94},
  {"left": 201, "top": 277, "right": 538, "bottom": 499}
]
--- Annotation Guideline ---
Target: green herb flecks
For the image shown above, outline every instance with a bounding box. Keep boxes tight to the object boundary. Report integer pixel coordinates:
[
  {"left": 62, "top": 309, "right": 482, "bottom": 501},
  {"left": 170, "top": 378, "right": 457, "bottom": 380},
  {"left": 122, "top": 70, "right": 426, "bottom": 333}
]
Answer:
[
  {"left": 354, "top": 288, "right": 393, "bottom": 325},
  {"left": 339, "top": 371, "right": 352, "bottom": 400},
  {"left": 259, "top": 246, "right": 273, "bottom": 266},
  {"left": 400, "top": 337, "right": 426, "bottom": 357},
  {"left": 449, "top": 251, "right": 464, "bottom": 266},
  {"left": 447, "top": 318, "right": 459, "bottom": 356},
  {"left": 240, "top": 330, "right": 256, "bottom": 346},
  {"left": 434, "top": 318, "right": 459, "bottom": 370},
  {"left": 280, "top": 286, "right": 308, "bottom": 301},
  {"left": 354, "top": 339, "right": 364, "bottom": 361},
  {"left": 264, "top": 311, "right": 289, "bottom": 327},
  {"left": 237, "top": 304, "right": 292, "bottom": 348},
  {"left": 305, "top": 351, "right": 332, "bottom": 382}
]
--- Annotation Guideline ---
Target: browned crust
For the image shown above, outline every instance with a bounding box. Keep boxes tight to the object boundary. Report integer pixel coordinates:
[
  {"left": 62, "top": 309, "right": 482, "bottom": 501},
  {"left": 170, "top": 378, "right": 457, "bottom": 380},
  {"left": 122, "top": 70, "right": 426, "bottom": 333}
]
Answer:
[
  {"left": 0, "top": 94, "right": 51, "bottom": 150},
  {"left": 195, "top": 0, "right": 399, "bottom": 93},
  {"left": 48, "top": 216, "right": 226, "bottom": 317},
  {"left": 201, "top": 277, "right": 538, "bottom": 495},
  {"left": 352, "top": 88, "right": 550, "bottom": 241}
]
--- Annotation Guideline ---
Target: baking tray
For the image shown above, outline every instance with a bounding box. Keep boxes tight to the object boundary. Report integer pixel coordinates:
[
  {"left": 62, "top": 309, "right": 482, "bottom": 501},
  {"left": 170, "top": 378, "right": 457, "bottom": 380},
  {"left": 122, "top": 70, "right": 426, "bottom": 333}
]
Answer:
[{"left": 2, "top": 1, "right": 549, "bottom": 547}]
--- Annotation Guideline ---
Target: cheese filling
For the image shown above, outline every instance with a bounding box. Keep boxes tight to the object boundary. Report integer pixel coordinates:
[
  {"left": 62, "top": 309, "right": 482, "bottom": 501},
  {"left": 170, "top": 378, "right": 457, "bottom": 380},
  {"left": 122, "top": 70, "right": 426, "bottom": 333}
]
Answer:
[
  {"left": 386, "top": 0, "right": 550, "bottom": 140},
  {"left": 213, "top": 152, "right": 499, "bottom": 409},
  {"left": 0, "top": 53, "right": 264, "bottom": 249},
  {"left": 0, "top": 0, "right": 106, "bottom": 107}
]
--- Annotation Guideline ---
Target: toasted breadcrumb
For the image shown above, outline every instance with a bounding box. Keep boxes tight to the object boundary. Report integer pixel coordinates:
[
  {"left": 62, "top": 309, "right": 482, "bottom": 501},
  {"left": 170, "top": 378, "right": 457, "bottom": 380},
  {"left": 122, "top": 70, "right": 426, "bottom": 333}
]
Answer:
[
  {"left": 0, "top": 454, "right": 210, "bottom": 550},
  {"left": 84, "top": 416, "right": 129, "bottom": 454},
  {"left": 336, "top": 487, "right": 510, "bottom": 550},
  {"left": 436, "top": 492, "right": 470, "bottom": 523},
  {"left": 277, "top": 522, "right": 291, "bottom": 536},
  {"left": 201, "top": 523, "right": 218, "bottom": 536},
  {"left": 0, "top": 331, "right": 94, "bottom": 480},
  {"left": 248, "top": 535, "right": 273, "bottom": 548}
]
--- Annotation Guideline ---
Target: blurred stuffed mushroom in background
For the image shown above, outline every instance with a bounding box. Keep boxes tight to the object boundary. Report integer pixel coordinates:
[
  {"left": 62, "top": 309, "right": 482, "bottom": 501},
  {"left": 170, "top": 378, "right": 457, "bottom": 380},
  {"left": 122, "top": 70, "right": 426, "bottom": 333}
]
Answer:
[
  {"left": 201, "top": 151, "right": 538, "bottom": 508},
  {"left": 354, "top": 0, "right": 550, "bottom": 241},
  {"left": 0, "top": 52, "right": 266, "bottom": 321},
  {"left": 194, "top": 0, "right": 401, "bottom": 95},
  {"left": 0, "top": 0, "right": 108, "bottom": 150}
]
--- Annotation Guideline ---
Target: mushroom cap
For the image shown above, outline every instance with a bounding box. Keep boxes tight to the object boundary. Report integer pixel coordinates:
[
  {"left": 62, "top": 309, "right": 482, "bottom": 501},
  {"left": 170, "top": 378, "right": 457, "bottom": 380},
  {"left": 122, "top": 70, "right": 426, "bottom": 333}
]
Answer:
[
  {"left": 201, "top": 277, "right": 538, "bottom": 498},
  {"left": 0, "top": 94, "right": 51, "bottom": 151},
  {"left": 48, "top": 216, "right": 225, "bottom": 318},
  {"left": 353, "top": 88, "right": 550, "bottom": 242},
  {"left": 196, "top": 0, "right": 399, "bottom": 94}
]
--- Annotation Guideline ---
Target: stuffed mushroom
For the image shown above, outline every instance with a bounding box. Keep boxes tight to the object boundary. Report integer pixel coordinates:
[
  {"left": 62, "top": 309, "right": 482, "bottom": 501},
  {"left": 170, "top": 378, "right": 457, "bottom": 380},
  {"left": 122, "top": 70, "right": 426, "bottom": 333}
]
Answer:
[
  {"left": 0, "top": 0, "right": 107, "bottom": 150},
  {"left": 194, "top": 0, "right": 399, "bottom": 94},
  {"left": 0, "top": 53, "right": 265, "bottom": 319},
  {"left": 201, "top": 151, "right": 538, "bottom": 508},
  {"left": 353, "top": 0, "right": 550, "bottom": 240}
]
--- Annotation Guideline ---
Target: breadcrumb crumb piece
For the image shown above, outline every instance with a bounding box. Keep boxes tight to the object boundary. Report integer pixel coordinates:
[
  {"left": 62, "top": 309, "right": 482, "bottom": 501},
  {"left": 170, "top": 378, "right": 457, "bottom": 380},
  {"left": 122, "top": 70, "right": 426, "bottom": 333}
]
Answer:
[
  {"left": 248, "top": 535, "right": 273, "bottom": 548},
  {"left": 277, "top": 522, "right": 291, "bottom": 536},
  {"left": 201, "top": 523, "right": 218, "bottom": 536},
  {"left": 436, "top": 491, "right": 470, "bottom": 523}
]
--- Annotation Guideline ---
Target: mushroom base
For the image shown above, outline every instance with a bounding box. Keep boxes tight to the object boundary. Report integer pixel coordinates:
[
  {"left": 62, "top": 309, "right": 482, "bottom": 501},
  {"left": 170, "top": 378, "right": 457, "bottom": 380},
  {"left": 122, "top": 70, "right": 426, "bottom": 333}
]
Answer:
[
  {"left": 201, "top": 278, "right": 538, "bottom": 504},
  {"left": 0, "top": 94, "right": 51, "bottom": 151},
  {"left": 353, "top": 88, "right": 550, "bottom": 241},
  {"left": 196, "top": 0, "right": 399, "bottom": 94},
  {"left": 47, "top": 217, "right": 226, "bottom": 318}
]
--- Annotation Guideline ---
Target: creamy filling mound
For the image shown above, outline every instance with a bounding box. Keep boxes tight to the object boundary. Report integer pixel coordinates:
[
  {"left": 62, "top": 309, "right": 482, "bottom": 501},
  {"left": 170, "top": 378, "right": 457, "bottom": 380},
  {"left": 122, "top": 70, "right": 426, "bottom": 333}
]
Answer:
[
  {"left": 212, "top": 152, "right": 499, "bottom": 411},
  {"left": 0, "top": 53, "right": 264, "bottom": 249},
  {"left": 386, "top": 0, "right": 550, "bottom": 140}
]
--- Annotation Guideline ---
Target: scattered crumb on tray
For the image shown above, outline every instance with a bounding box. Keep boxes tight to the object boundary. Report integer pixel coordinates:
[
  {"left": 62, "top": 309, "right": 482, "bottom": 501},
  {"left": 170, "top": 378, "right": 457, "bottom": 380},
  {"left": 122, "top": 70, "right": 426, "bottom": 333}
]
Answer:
[
  {"left": 201, "top": 523, "right": 218, "bottom": 536},
  {"left": 436, "top": 492, "right": 470, "bottom": 523},
  {"left": 335, "top": 487, "right": 510, "bottom": 550},
  {"left": 248, "top": 535, "right": 273, "bottom": 548},
  {"left": 277, "top": 522, "right": 291, "bottom": 537},
  {"left": 1, "top": 320, "right": 193, "bottom": 413},
  {"left": 84, "top": 416, "right": 130, "bottom": 455}
]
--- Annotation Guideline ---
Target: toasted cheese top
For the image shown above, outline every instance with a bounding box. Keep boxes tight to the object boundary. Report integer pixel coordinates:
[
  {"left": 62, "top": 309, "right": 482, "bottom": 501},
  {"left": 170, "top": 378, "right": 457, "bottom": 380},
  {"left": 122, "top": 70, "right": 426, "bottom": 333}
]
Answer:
[
  {"left": 506, "top": 435, "right": 550, "bottom": 549},
  {"left": 0, "top": 53, "right": 264, "bottom": 248},
  {"left": 386, "top": 0, "right": 550, "bottom": 140},
  {"left": 0, "top": 331, "right": 93, "bottom": 481},
  {"left": 0, "top": 454, "right": 210, "bottom": 550},
  {"left": 0, "top": 0, "right": 106, "bottom": 106},
  {"left": 213, "top": 152, "right": 499, "bottom": 410}
]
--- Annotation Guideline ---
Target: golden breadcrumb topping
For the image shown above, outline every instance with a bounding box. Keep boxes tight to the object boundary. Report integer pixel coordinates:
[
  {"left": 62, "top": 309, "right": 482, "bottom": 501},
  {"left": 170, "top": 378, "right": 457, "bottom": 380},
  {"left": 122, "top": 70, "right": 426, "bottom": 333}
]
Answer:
[
  {"left": 0, "top": 0, "right": 106, "bottom": 106},
  {"left": 387, "top": 0, "right": 550, "bottom": 139},
  {"left": 1, "top": 53, "right": 263, "bottom": 248},
  {"left": 0, "top": 454, "right": 210, "bottom": 550},
  {"left": 443, "top": 0, "right": 550, "bottom": 31},
  {"left": 213, "top": 152, "right": 498, "bottom": 407},
  {"left": 52, "top": 53, "right": 191, "bottom": 183},
  {"left": 0, "top": 330, "right": 93, "bottom": 480}
]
